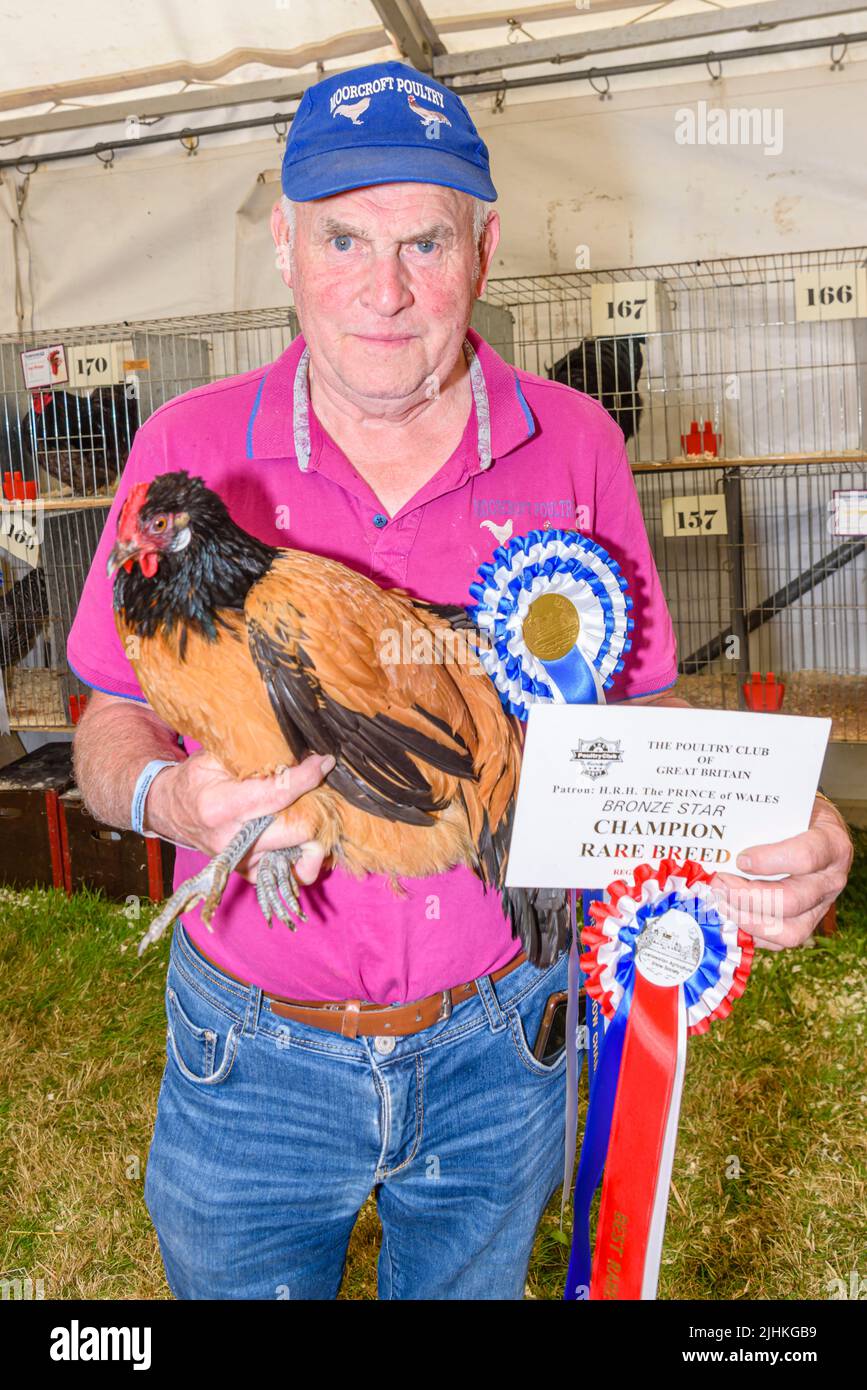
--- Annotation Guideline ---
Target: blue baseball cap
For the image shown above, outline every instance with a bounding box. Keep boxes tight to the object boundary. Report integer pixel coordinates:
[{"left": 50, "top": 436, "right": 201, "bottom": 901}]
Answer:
[{"left": 281, "top": 61, "right": 497, "bottom": 203}]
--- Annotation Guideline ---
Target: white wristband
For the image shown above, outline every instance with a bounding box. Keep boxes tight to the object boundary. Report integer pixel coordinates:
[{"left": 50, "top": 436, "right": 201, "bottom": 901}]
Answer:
[{"left": 131, "top": 759, "right": 180, "bottom": 838}]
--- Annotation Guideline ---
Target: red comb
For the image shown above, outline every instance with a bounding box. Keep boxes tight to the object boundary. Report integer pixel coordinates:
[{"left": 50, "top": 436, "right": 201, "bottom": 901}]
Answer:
[{"left": 117, "top": 479, "right": 150, "bottom": 542}]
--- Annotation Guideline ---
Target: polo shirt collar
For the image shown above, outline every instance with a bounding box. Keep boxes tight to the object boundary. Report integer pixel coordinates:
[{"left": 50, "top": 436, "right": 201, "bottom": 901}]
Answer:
[{"left": 246, "top": 325, "right": 536, "bottom": 469}]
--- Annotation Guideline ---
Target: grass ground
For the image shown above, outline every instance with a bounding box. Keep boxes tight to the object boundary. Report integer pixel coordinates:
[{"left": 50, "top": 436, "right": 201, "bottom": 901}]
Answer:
[{"left": 1, "top": 834, "right": 864, "bottom": 1301}]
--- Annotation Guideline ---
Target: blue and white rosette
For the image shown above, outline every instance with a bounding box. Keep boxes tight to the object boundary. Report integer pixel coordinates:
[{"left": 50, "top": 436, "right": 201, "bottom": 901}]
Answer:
[{"left": 467, "top": 529, "right": 634, "bottom": 718}]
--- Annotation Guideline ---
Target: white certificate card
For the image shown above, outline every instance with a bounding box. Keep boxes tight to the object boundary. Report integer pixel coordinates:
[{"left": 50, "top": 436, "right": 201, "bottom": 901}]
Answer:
[{"left": 505, "top": 704, "right": 831, "bottom": 888}]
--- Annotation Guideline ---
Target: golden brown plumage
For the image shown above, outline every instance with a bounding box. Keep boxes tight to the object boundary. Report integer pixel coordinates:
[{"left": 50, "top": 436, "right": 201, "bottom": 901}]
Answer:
[{"left": 108, "top": 470, "right": 568, "bottom": 964}]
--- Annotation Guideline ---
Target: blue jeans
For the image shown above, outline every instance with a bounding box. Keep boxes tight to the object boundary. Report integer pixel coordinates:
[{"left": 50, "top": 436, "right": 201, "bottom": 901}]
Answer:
[{"left": 144, "top": 923, "right": 569, "bottom": 1300}]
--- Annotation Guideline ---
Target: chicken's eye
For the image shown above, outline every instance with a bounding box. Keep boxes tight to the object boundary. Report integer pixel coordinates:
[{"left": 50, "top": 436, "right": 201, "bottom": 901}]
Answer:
[{"left": 151, "top": 515, "right": 168, "bottom": 532}]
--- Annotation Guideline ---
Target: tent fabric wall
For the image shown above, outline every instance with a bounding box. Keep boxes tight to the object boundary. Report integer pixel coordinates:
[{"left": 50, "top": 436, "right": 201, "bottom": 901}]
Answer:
[{"left": 1, "top": 57, "right": 865, "bottom": 332}]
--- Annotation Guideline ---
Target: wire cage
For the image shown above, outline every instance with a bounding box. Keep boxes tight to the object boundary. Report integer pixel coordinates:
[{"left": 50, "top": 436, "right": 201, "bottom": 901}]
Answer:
[
  {"left": 485, "top": 248, "right": 867, "bottom": 741},
  {"left": 1, "top": 509, "right": 107, "bottom": 730},
  {"left": 484, "top": 246, "right": 867, "bottom": 468},
  {"left": 0, "top": 308, "right": 300, "bottom": 733},
  {"left": 0, "top": 262, "right": 865, "bottom": 739},
  {"left": 0, "top": 308, "right": 301, "bottom": 504},
  {"left": 632, "top": 460, "right": 866, "bottom": 741}
]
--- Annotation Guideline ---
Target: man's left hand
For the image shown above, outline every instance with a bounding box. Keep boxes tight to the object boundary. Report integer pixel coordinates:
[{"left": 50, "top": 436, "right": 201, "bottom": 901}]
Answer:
[{"left": 712, "top": 795, "right": 854, "bottom": 950}]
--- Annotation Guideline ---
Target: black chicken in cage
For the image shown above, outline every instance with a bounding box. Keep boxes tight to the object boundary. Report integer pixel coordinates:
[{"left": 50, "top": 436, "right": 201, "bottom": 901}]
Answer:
[
  {"left": 548, "top": 336, "right": 645, "bottom": 443},
  {"left": 0, "top": 564, "right": 48, "bottom": 671},
  {"left": 20, "top": 384, "right": 139, "bottom": 498}
]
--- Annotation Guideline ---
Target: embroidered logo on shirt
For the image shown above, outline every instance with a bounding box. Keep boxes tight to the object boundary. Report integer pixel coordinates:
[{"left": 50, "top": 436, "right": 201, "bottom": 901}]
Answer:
[{"left": 479, "top": 518, "right": 514, "bottom": 546}]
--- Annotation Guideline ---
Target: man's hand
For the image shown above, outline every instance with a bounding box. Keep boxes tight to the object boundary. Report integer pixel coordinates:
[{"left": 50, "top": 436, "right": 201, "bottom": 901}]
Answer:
[
  {"left": 145, "top": 749, "right": 334, "bottom": 888},
  {"left": 621, "top": 687, "right": 853, "bottom": 949},
  {"left": 712, "top": 795, "right": 853, "bottom": 950}
]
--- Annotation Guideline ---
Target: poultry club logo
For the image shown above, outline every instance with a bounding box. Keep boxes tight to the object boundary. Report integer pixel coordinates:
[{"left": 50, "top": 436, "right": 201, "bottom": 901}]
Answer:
[{"left": 571, "top": 737, "right": 623, "bottom": 780}]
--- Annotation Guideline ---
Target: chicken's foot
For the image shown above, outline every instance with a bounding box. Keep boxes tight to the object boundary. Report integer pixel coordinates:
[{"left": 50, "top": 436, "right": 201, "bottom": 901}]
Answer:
[
  {"left": 255, "top": 848, "right": 307, "bottom": 931},
  {"left": 137, "top": 813, "right": 275, "bottom": 956}
]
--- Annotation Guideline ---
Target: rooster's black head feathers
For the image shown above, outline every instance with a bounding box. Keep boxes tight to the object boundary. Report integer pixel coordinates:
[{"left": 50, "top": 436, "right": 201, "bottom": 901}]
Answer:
[{"left": 107, "top": 469, "right": 279, "bottom": 642}]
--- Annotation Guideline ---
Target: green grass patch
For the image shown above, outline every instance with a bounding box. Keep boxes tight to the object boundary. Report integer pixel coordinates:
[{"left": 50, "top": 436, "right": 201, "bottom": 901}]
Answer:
[{"left": 1, "top": 836, "right": 865, "bottom": 1300}]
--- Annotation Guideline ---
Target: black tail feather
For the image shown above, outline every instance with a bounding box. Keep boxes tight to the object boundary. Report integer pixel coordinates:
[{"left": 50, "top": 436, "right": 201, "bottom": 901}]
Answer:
[
  {"left": 500, "top": 885, "right": 571, "bottom": 968},
  {"left": 469, "top": 785, "right": 570, "bottom": 968}
]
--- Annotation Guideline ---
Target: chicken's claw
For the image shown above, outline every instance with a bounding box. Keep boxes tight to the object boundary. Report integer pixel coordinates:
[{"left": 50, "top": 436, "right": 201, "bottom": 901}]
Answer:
[
  {"left": 255, "top": 847, "right": 307, "bottom": 932},
  {"left": 137, "top": 813, "right": 276, "bottom": 956},
  {"left": 136, "top": 861, "right": 227, "bottom": 956}
]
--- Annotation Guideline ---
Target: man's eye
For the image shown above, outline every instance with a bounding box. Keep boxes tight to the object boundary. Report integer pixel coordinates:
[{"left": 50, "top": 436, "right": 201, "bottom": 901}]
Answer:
[
  {"left": 332, "top": 235, "right": 353, "bottom": 252},
  {"left": 414, "top": 240, "right": 437, "bottom": 254}
]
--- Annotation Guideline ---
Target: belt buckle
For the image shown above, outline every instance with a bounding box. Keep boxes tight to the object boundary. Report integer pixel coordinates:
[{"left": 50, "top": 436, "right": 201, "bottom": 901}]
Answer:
[{"left": 437, "top": 989, "right": 453, "bottom": 1023}]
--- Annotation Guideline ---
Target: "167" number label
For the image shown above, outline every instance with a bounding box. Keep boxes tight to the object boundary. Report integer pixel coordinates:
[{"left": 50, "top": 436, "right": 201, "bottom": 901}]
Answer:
[{"left": 590, "top": 280, "right": 661, "bottom": 336}]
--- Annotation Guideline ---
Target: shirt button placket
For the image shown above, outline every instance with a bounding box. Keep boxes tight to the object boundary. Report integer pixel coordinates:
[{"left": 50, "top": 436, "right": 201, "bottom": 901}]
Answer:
[{"left": 369, "top": 509, "right": 420, "bottom": 588}]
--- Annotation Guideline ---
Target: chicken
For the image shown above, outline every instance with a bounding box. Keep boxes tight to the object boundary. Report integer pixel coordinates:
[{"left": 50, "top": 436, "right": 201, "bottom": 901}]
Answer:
[
  {"left": 23, "top": 384, "right": 139, "bottom": 496},
  {"left": 106, "top": 470, "right": 568, "bottom": 966},
  {"left": 549, "top": 336, "right": 645, "bottom": 443},
  {"left": 406, "top": 93, "right": 452, "bottom": 129},
  {"left": 0, "top": 565, "right": 48, "bottom": 671},
  {"left": 333, "top": 97, "right": 370, "bottom": 125}
]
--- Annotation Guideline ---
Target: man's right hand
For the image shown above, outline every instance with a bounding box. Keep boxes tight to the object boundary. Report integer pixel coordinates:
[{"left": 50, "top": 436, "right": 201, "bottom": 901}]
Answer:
[{"left": 146, "top": 749, "right": 335, "bottom": 887}]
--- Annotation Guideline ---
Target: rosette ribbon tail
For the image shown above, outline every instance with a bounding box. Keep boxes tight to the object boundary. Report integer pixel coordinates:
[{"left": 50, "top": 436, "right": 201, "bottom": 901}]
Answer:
[
  {"left": 589, "top": 969, "right": 686, "bottom": 1300},
  {"left": 563, "top": 959, "right": 633, "bottom": 1300},
  {"left": 565, "top": 858, "right": 753, "bottom": 1302}
]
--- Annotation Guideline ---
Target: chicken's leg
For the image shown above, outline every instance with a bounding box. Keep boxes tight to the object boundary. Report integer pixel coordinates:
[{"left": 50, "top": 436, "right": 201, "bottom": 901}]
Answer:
[
  {"left": 255, "top": 849, "right": 308, "bottom": 931},
  {"left": 137, "top": 813, "right": 275, "bottom": 956}
]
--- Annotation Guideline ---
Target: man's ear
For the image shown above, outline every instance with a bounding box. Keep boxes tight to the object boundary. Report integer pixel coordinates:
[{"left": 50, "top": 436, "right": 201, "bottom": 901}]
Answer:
[
  {"left": 271, "top": 202, "right": 293, "bottom": 287},
  {"left": 475, "top": 210, "right": 501, "bottom": 299}
]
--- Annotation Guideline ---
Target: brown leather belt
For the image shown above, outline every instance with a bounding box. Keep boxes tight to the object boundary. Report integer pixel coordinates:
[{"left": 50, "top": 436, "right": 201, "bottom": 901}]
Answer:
[{"left": 189, "top": 937, "right": 528, "bottom": 1040}]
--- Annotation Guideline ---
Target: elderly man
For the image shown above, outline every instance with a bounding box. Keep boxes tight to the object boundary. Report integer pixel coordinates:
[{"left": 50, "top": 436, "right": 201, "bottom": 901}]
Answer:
[{"left": 68, "top": 61, "right": 852, "bottom": 1300}]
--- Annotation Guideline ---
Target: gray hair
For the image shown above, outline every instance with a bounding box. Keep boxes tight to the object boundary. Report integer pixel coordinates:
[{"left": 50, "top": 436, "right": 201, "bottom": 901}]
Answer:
[{"left": 277, "top": 192, "right": 492, "bottom": 268}]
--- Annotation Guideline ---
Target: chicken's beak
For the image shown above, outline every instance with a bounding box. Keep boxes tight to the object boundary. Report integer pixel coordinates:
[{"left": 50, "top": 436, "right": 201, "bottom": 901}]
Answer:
[{"left": 106, "top": 540, "right": 141, "bottom": 579}]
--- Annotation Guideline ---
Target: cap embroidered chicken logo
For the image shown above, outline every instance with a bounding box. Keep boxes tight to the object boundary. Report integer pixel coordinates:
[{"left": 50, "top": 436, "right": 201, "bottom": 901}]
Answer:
[
  {"left": 407, "top": 93, "right": 452, "bottom": 128},
  {"left": 107, "top": 471, "right": 568, "bottom": 965},
  {"left": 333, "top": 96, "right": 370, "bottom": 125}
]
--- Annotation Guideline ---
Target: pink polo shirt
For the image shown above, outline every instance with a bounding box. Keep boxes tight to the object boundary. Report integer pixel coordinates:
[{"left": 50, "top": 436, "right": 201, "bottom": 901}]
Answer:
[{"left": 67, "top": 327, "right": 677, "bottom": 1003}]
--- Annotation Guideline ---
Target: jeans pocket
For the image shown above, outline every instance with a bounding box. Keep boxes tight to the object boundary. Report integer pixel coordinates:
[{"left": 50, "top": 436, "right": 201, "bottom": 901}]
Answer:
[
  {"left": 166, "top": 980, "right": 240, "bottom": 1087},
  {"left": 506, "top": 956, "right": 570, "bottom": 1078}
]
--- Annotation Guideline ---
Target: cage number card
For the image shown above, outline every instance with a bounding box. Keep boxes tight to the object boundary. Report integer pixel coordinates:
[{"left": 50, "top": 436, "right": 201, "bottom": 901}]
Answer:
[{"left": 505, "top": 705, "right": 831, "bottom": 888}]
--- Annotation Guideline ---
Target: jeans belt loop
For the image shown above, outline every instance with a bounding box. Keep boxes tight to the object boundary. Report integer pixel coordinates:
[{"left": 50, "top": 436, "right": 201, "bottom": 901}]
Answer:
[
  {"left": 243, "top": 982, "right": 263, "bottom": 1039},
  {"left": 474, "top": 971, "right": 509, "bottom": 1034}
]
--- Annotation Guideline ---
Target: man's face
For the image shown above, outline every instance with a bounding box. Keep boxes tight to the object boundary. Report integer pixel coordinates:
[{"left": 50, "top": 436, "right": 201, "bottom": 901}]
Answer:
[{"left": 270, "top": 182, "right": 499, "bottom": 407}]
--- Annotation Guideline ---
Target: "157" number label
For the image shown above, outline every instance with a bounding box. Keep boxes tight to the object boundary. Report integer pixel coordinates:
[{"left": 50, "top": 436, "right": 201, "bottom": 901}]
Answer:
[{"left": 661, "top": 494, "right": 728, "bottom": 537}]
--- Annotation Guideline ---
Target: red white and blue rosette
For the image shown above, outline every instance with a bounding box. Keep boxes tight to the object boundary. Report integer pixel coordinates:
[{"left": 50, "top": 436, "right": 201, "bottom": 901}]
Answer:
[
  {"left": 565, "top": 858, "right": 754, "bottom": 1301},
  {"left": 467, "top": 529, "right": 634, "bottom": 717}
]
